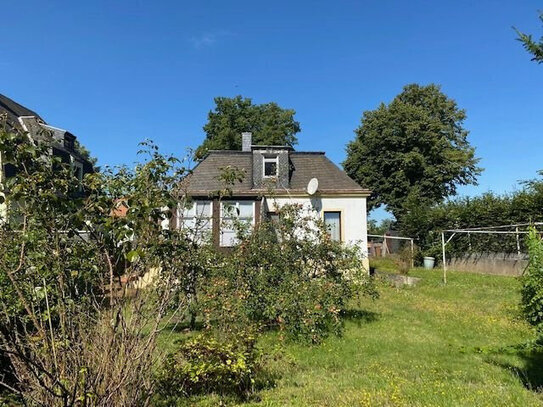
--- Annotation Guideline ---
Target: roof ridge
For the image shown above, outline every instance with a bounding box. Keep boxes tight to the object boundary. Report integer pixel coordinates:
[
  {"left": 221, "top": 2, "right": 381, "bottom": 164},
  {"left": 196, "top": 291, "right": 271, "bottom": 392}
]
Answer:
[
  {"left": 290, "top": 151, "right": 325, "bottom": 155},
  {"left": 206, "top": 150, "right": 326, "bottom": 155},
  {"left": 0, "top": 93, "right": 43, "bottom": 122}
]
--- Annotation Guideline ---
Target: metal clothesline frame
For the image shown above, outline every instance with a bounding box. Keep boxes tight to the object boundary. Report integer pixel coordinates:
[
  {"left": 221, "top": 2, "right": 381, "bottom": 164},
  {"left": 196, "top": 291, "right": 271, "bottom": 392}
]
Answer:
[{"left": 440, "top": 222, "right": 543, "bottom": 284}]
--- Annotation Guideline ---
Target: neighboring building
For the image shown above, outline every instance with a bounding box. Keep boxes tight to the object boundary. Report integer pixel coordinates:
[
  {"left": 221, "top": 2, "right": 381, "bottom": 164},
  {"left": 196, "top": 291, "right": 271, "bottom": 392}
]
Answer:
[
  {"left": 178, "top": 132, "right": 371, "bottom": 268},
  {"left": 0, "top": 93, "right": 94, "bottom": 220}
]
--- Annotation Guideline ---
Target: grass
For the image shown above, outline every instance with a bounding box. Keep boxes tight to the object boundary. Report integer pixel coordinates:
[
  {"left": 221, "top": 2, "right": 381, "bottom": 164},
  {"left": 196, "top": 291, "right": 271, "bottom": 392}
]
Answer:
[{"left": 161, "top": 269, "right": 543, "bottom": 406}]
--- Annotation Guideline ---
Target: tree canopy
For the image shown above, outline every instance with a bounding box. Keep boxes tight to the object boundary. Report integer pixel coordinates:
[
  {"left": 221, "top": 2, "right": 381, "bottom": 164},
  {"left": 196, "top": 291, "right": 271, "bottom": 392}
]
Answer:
[
  {"left": 195, "top": 96, "right": 300, "bottom": 159},
  {"left": 515, "top": 12, "right": 543, "bottom": 64},
  {"left": 343, "top": 83, "right": 481, "bottom": 220},
  {"left": 75, "top": 139, "right": 97, "bottom": 166}
]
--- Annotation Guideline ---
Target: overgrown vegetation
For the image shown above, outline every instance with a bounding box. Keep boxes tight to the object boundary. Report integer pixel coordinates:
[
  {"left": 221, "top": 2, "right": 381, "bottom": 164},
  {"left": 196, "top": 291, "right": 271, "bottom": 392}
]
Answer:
[
  {"left": 521, "top": 228, "right": 543, "bottom": 334},
  {"left": 0, "top": 125, "right": 374, "bottom": 405},
  {"left": 153, "top": 332, "right": 266, "bottom": 405},
  {"left": 159, "top": 269, "right": 543, "bottom": 406},
  {"left": 0, "top": 127, "right": 192, "bottom": 405},
  {"left": 199, "top": 204, "right": 377, "bottom": 344},
  {"left": 397, "top": 172, "right": 543, "bottom": 258}
]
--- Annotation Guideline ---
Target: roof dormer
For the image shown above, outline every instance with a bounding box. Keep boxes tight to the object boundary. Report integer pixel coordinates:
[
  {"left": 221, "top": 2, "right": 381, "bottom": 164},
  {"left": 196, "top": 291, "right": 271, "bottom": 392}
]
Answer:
[{"left": 251, "top": 145, "right": 292, "bottom": 190}]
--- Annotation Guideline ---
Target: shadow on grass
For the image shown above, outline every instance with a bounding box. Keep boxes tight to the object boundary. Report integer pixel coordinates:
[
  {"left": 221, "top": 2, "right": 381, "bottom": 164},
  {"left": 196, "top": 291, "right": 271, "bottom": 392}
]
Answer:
[
  {"left": 340, "top": 309, "right": 379, "bottom": 326},
  {"left": 488, "top": 346, "right": 543, "bottom": 393}
]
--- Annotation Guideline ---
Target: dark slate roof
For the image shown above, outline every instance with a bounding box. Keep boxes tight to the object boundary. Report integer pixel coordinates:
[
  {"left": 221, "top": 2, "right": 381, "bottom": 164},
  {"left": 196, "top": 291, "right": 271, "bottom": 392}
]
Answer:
[
  {"left": 0, "top": 94, "right": 44, "bottom": 127},
  {"left": 0, "top": 93, "right": 93, "bottom": 170},
  {"left": 185, "top": 150, "right": 369, "bottom": 196},
  {"left": 187, "top": 152, "right": 254, "bottom": 193}
]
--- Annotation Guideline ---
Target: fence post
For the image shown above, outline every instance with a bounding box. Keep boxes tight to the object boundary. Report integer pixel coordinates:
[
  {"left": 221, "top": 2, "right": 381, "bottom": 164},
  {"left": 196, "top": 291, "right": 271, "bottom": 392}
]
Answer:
[
  {"left": 516, "top": 227, "right": 521, "bottom": 257},
  {"left": 410, "top": 238, "right": 414, "bottom": 269}
]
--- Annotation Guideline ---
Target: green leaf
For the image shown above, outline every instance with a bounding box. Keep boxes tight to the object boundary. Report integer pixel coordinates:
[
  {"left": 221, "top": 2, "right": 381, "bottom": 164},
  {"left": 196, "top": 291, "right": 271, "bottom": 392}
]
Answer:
[{"left": 126, "top": 250, "right": 141, "bottom": 263}]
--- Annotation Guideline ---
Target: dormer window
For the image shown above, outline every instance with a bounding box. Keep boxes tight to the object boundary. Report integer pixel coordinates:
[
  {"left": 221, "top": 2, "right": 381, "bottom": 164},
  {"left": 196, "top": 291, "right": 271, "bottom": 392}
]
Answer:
[
  {"left": 64, "top": 135, "right": 75, "bottom": 150},
  {"left": 263, "top": 155, "right": 278, "bottom": 178}
]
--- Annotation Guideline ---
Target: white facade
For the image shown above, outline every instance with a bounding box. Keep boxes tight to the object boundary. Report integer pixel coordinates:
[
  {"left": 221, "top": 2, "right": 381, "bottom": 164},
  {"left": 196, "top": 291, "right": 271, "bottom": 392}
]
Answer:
[
  {"left": 267, "top": 194, "right": 369, "bottom": 270},
  {"left": 179, "top": 193, "right": 370, "bottom": 271}
]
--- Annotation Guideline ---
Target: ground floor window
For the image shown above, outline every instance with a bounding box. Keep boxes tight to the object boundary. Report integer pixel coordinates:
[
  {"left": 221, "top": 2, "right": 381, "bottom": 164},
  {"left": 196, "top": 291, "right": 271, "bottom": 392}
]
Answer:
[
  {"left": 181, "top": 200, "right": 213, "bottom": 242},
  {"left": 267, "top": 211, "right": 279, "bottom": 224},
  {"left": 220, "top": 200, "right": 254, "bottom": 247},
  {"left": 323, "top": 211, "right": 341, "bottom": 242}
]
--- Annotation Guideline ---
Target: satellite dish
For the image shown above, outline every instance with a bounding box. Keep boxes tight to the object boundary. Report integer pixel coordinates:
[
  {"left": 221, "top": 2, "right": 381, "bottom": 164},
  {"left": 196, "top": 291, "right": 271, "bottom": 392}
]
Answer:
[{"left": 307, "top": 178, "right": 319, "bottom": 195}]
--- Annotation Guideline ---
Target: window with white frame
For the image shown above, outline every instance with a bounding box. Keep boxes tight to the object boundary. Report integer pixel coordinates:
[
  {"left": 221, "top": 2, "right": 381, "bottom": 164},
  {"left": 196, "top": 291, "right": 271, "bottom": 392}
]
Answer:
[
  {"left": 181, "top": 200, "right": 213, "bottom": 242},
  {"left": 323, "top": 211, "right": 341, "bottom": 242},
  {"left": 220, "top": 200, "right": 254, "bottom": 247},
  {"left": 263, "top": 155, "right": 278, "bottom": 178}
]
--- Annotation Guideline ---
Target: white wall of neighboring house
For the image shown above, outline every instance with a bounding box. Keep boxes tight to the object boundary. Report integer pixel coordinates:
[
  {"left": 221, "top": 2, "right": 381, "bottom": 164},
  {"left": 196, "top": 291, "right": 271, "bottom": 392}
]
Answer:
[{"left": 268, "top": 194, "right": 369, "bottom": 270}]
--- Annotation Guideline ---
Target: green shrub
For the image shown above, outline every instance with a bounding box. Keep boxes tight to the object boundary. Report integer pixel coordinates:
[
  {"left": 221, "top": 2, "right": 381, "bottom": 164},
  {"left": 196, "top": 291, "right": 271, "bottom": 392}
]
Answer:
[
  {"left": 394, "top": 244, "right": 417, "bottom": 274},
  {"left": 399, "top": 172, "right": 543, "bottom": 257},
  {"left": 199, "top": 204, "right": 378, "bottom": 344},
  {"left": 521, "top": 228, "right": 543, "bottom": 329},
  {"left": 153, "top": 331, "right": 265, "bottom": 404},
  {"left": 0, "top": 129, "right": 194, "bottom": 406}
]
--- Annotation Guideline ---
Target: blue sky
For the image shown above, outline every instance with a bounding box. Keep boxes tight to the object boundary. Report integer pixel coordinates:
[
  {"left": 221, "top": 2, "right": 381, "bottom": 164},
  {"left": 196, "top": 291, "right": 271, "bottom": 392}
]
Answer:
[{"left": 1, "top": 1, "right": 541, "bottom": 220}]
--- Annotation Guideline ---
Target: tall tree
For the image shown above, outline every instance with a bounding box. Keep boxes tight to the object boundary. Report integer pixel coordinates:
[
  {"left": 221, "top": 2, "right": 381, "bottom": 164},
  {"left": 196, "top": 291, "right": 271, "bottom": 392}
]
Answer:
[
  {"left": 343, "top": 84, "right": 482, "bottom": 220},
  {"left": 195, "top": 96, "right": 300, "bottom": 159},
  {"left": 515, "top": 12, "right": 543, "bottom": 64}
]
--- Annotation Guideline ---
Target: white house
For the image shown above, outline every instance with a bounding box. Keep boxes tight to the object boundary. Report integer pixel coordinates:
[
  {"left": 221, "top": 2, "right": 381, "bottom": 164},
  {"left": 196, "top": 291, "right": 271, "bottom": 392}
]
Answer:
[{"left": 177, "top": 132, "right": 371, "bottom": 270}]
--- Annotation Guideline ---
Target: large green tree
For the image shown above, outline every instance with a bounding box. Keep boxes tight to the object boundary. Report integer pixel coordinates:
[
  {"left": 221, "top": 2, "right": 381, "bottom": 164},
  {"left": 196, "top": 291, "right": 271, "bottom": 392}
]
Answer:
[
  {"left": 344, "top": 84, "right": 482, "bottom": 220},
  {"left": 195, "top": 95, "right": 300, "bottom": 159},
  {"left": 515, "top": 12, "right": 543, "bottom": 64}
]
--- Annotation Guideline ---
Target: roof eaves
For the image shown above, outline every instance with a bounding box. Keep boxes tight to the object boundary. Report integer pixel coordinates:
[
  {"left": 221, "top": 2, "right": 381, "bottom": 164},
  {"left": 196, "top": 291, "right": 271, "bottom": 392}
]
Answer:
[{"left": 187, "top": 188, "right": 372, "bottom": 197}]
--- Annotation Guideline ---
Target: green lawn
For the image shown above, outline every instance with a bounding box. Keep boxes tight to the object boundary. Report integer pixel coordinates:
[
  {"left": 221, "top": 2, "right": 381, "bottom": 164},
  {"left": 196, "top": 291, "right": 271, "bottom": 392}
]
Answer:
[{"left": 166, "top": 269, "right": 543, "bottom": 406}]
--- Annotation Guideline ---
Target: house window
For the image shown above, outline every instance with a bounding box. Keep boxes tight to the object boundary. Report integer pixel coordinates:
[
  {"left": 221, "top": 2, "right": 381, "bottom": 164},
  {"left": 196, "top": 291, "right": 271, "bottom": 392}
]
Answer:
[
  {"left": 263, "top": 156, "right": 278, "bottom": 178},
  {"left": 52, "top": 147, "right": 71, "bottom": 164},
  {"left": 267, "top": 212, "right": 279, "bottom": 224},
  {"left": 220, "top": 200, "right": 254, "bottom": 247},
  {"left": 323, "top": 211, "right": 341, "bottom": 242},
  {"left": 3, "top": 163, "right": 17, "bottom": 178},
  {"left": 181, "top": 200, "right": 213, "bottom": 242},
  {"left": 73, "top": 161, "right": 84, "bottom": 182}
]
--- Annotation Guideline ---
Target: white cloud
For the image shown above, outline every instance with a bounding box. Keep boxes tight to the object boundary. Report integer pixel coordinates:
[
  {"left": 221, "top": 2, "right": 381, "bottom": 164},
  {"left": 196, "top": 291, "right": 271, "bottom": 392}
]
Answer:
[{"left": 189, "top": 30, "right": 232, "bottom": 49}]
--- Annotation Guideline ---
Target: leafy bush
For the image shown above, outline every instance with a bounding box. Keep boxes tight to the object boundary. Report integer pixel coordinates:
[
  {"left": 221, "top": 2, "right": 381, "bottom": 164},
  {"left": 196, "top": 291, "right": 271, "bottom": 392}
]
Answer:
[
  {"left": 0, "top": 123, "right": 378, "bottom": 404},
  {"left": 521, "top": 228, "right": 543, "bottom": 329},
  {"left": 399, "top": 172, "right": 543, "bottom": 257},
  {"left": 0, "top": 128, "right": 194, "bottom": 406},
  {"left": 200, "top": 203, "right": 378, "bottom": 344},
  {"left": 153, "top": 331, "right": 266, "bottom": 404},
  {"left": 394, "top": 245, "right": 412, "bottom": 274}
]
